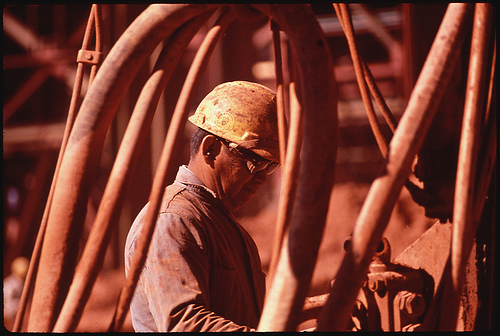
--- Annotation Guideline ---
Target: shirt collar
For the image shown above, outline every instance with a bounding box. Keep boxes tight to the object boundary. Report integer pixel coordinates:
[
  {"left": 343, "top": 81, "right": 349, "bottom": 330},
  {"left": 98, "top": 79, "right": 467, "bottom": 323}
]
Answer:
[{"left": 175, "top": 165, "right": 219, "bottom": 200}]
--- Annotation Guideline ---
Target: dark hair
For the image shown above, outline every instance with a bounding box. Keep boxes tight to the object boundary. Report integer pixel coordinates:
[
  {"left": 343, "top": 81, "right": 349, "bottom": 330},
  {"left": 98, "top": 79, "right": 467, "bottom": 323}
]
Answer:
[{"left": 190, "top": 127, "right": 212, "bottom": 159}]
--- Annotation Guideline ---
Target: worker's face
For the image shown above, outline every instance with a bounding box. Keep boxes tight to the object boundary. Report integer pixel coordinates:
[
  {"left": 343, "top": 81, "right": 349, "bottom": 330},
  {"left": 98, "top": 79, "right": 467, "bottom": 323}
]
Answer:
[{"left": 216, "top": 141, "right": 268, "bottom": 212}]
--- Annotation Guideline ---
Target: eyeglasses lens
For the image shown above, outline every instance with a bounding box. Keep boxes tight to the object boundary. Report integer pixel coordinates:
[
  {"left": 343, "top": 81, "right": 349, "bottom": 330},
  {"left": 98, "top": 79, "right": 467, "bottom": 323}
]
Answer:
[
  {"left": 218, "top": 138, "right": 279, "bottom": 175},
  {"left": 248, "top": 160, "right": 279, "bottom": 175}
]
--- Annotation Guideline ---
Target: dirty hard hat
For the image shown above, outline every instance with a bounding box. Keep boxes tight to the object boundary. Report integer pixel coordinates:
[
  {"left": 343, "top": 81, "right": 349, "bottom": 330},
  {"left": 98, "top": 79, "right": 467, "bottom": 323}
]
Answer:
[
  {"left": 188, "top": 81, "right": 280, "bottom": 163},
  {"left": 11, "top": 256, "right": 29, "bottom": 280}
]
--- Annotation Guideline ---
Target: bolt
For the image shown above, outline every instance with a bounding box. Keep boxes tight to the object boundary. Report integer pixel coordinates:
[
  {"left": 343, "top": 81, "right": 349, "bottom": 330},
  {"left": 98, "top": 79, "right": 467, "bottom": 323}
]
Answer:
[
  {"left": 86, "top": 53, "right": 93, "bottom": 61},
  {"left": 402, "top": 292, "right": 425, "bottom": 316},
  {"left": 368, "top": 276, "right": 385, "bottom": 292}
]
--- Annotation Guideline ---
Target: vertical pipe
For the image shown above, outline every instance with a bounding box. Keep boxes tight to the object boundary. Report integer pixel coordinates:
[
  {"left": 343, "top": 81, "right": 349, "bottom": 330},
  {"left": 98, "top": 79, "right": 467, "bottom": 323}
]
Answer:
[
  {"left": 334, "top": 3, "right": 399, "bottom": 138},
  {"left": 27, "top": 5, "right": 212, "bottom": 331},
  {"left": 88, "top": 5, "right": 102, "bottom": 86},
  {"left": 272, "top": 21, "right": 288, "bottom": 163},
  {"left": 316, "top": 3, "right": 472, "bottom": 331},
  {"left": 268, "top": 79, "right": 303, "bottom": 283},
  {"left": 451, "top": 2, "right": 491, "bottom": 291},
  {"left": 444, "top": 3, "right": 492, "bottom": 330},
  {"left": 361, "top": 61, "right": 398, "bottom": 133},
  {"left": 268, "top": 20, "right": 299, "bottom": 283},
  {"left": 53, "top": 13, "right": 210, "bottom": 332},
  {"left": 109, "top": 8, "right": 231, "bottom": 331},
  {"left": 334, "top": 3, "right": 388, "bottom": 157},
  {"left": 13, "top": 5, "right": 98, "bottom": 331},
  {"left": 253, "top": 4, "right": 338, "bottom": 331}
]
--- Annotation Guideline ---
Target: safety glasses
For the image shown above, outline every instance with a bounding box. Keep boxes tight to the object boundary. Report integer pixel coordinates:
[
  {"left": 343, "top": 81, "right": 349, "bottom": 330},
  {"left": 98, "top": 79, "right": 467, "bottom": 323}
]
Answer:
[{"left": 217, "top": 137, "right": 280, "bottom": 175}]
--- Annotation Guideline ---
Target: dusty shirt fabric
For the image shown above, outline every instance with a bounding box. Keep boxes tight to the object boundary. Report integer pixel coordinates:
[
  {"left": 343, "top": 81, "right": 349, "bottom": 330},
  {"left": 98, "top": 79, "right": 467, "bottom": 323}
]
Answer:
[{"left": 125, "top": 166, "right": 266, "bottom": 332}]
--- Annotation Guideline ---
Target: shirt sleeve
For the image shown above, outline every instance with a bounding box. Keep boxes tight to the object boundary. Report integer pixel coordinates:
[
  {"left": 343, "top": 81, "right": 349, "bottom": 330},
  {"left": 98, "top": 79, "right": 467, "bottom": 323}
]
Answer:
[{"left": 138, "top": 211, "right": 254, "bottom": 332}]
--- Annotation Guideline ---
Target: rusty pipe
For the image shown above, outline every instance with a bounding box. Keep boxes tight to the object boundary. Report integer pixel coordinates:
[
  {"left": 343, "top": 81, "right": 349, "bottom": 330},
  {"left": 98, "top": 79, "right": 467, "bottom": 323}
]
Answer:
[
  {"left": 27, "top": 4, "right": 214, "bottom": 332},
  {"left": 109, "top": 7, "right": 233, "bottom": 331},
  {"left": 268, "top": 20, "right": 298, "bottom": 282},
  {"left": 361, "top": 60, "right": 398, "bottom": 133},
  {"left": 451, "top": 1, "right": 491, "bottom": 292},
  {"left": 88, "top": 5, "right": 102, "bottom": 86},
  {"left": 13, "top": 5, "right": 102, "bottom": 332},
  {"left": 421, "top": 71, "right": 495, "bottom": 330},
  {"left": 334, "top": 3, "right": 398, "bottom": 136},
  {"left": 271, "top": 20, "right": 288, "bottom": 163},
  {"left": 470, "top": 39, "right": 496, "bottom": 225},
  {"left": 444, "top": 3, "right": 493, "bottom": 330},
  {"left": 252, "top": 4, "right": 338, "bottom": 331},
  {"left": 316, "top": 3, "right": 472, "bottom": 331},
  {"left": 52, "top": 13, "right": 211, "bottom": 333},
  {"left": 268, "top": 80, "right": 303, "bottom": 282},
  {"left": 334, "top": 3, "right": 388, "bottom": 157}
]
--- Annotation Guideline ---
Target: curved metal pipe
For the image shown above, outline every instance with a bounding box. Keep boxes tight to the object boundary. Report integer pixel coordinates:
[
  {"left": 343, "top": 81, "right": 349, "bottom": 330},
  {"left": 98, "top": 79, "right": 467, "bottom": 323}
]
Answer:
[
  {"left": 268, "top": 79, "right": 303, "bottom": 283},
  {"left": 268, "top": 20, "right": 297, "bottom": 282},
  {"left": 252, "top": 4, "right": 338, "bottom": 331},
  {"left": 14, "top": 5, "right": 102, "bottom": 331},
  {"left": 52, "top": 13, "right": 212, "bottom": 332},
  {"left": 109, "top": 7, "right": 234, "bottom": 331},
  {"left": 87, "top": 5, "right": 102, "bottom": 86},
  {"left": 361, "top": 60, "right": 398, "bottom": 133},
  {"left": 334, "top": 3, "right": 388, "bottom": 157},
  {"left": 451, "top": 1, "right": 491, "bottom": 293},
  {"left": 27, "top": 4, "right": 214, "bottom": 332},
  {"left": 316, "top": 3, "right": 473, "bottom": 331},
  {"left": 445, "top": 3, "right": 493, "bottom": 329},
  {"left": 271, "top": 21, "right": 288, "bottom": 163}
]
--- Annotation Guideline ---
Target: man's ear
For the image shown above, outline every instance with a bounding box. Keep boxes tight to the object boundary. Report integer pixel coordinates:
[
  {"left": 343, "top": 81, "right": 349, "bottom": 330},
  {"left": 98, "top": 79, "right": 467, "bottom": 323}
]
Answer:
[{"left": 200, "top": 135, "right": 221, "bottom": 165}]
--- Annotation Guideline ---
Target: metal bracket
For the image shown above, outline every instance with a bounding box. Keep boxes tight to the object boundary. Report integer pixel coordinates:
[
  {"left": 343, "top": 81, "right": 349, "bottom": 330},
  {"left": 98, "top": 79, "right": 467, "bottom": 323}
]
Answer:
[{"left": 77, "top": 49, "right": 102, "bottom": 65}]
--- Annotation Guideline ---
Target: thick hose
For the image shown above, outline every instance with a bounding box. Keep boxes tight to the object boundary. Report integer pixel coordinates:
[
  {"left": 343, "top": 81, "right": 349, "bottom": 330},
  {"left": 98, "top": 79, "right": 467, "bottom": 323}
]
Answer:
[
  {"left": 253, "top": 4, "right": 338, "bottom": 331},
  {"left": 52, "top": 12, "right": 212, "bottom": 332},
  {"left": 14, "top": 5, "right": 101, "bottom": 331},
  {"left": 109, "top": 7, "right": 233, "bottom": 331},
  {"left": 27, "top": 4, "right": 214, "bottom": 331},
  {"left": 316, "top": 3, "right": 472, "bottom": 331}
]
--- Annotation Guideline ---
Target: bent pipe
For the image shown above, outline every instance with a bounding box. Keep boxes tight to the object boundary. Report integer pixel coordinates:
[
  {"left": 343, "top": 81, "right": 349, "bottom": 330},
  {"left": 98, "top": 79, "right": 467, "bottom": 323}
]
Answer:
[
  {"left": 28, "top": 3, "right": 337, "bottom": 332},
  {"left": 253, "top": 4, "right": 338, "bottom": 332},
  {"left": 109, "top": 8, "right": 235, "bottom": 331},
  {"left": 446, "top": 3, "right": 493, "bottom": 330},
  {"left": 27, "top": 4, "right": 217, "bottom": 332},
  {"left": 103, "top": 4, "right": 336, "bottom": 332},
  {"left": 316, "top": 3, "right": 473, "bottom": 331},
  {"left": 107, "top": 4, "right": 337, "bottom": 332},
  {"left": 268, "top": 80, "right": 303, "bottom": 283},
  {"left": 52, "top": 12, "right": 214, "bottom": 333},
  {"left": 334, "top": 3, "right": 388, "bottom": 157},
  {"left": 13, "top": 5, "right": 102, "bottom": 332}
]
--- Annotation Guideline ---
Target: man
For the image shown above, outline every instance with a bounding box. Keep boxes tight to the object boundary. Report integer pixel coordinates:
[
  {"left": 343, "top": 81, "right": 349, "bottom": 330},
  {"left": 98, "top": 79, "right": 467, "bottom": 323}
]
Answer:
[{"left": 125, "top": 81, "right": 280, "bottom": 332}]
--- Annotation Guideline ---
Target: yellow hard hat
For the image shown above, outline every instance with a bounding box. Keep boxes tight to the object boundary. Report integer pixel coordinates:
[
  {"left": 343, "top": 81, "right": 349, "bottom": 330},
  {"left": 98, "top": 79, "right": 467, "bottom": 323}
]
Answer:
[
  {"left": 11, "top": 256, "right": 29, "bottom": 280},
  {"left": 189, "top": 81, "right": 280, "bottom": 163}
]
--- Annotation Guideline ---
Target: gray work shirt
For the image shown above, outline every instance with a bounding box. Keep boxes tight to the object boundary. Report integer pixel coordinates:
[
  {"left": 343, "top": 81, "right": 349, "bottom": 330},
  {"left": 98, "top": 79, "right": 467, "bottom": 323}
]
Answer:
[{"left": 125, "top": 166, "right": 266, "bottom": 331}]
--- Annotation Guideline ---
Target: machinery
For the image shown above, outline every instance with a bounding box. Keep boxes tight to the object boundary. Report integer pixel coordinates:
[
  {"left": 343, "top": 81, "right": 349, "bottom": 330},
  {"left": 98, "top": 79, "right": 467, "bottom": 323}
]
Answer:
[{"left": 3, "top": 3, "right": 496, "bottom": 332}]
